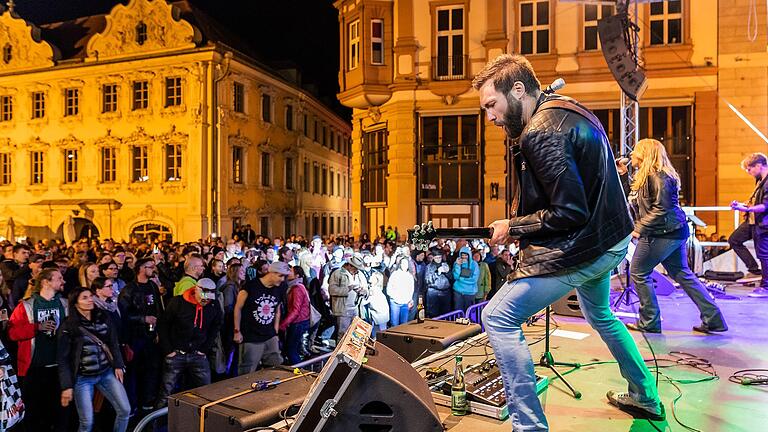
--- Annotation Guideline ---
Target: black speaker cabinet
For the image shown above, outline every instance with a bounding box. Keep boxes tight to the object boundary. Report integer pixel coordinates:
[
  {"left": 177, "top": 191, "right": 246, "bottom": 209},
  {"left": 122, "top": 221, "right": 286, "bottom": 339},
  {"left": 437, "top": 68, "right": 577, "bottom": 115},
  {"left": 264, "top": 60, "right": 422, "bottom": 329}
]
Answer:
[
  {"left": 552, "top": 289, "right": 583, "bottom": 317},
  {"left": 167, "top": 368, "right": 311, "bottom": 432},
  {"left": 378, "top": 319, "right": 482, "bottom": 363},
  {"left": 292, "top": 341, "right": 443, "bottom": 432}
]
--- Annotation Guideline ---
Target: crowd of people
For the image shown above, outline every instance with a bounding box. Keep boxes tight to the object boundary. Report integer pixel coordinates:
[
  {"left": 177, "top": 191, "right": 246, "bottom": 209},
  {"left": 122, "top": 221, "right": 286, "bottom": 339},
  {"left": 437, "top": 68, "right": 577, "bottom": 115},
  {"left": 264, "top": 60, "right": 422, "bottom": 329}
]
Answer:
[{"left": 0, "top": 231, "right": 514, "bottom": 431}]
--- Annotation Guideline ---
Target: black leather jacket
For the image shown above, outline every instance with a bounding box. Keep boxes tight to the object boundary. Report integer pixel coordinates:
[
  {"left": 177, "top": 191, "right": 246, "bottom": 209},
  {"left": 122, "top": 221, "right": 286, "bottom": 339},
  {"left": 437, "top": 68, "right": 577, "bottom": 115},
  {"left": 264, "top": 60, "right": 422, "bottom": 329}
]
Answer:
[
  {"left": 630, "top": 171, "right": 688, "bottom": 236},
  {"left": 507, "top": 94, "right": 633, "bottom": 278}
]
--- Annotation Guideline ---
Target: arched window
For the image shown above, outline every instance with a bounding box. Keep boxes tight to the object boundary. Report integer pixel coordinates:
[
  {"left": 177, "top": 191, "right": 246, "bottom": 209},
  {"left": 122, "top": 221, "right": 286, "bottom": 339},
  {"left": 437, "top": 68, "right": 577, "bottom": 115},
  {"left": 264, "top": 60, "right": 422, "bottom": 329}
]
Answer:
[
  {"left": 131, "top": 222, "right": 172, "bottom": 242},
  {"left": 2, "top": 44, "right": 12, "bottom": 64},
  {"left": 135, "top": 22, "right": 148, "bottom": 45}
]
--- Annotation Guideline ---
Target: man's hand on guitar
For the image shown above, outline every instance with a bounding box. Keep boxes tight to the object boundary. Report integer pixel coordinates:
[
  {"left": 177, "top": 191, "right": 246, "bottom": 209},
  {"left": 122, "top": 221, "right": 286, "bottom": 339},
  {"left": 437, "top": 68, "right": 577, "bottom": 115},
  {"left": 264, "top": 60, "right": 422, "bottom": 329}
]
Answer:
[{"left": 489, "top": 219, "right": 513, "bottom": 246}]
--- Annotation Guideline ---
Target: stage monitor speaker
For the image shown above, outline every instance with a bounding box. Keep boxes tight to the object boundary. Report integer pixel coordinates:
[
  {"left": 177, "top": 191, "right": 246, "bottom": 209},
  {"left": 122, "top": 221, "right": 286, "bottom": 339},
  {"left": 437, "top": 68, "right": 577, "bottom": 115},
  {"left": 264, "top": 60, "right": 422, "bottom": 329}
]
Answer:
[
  {"left": 598, "top": 13, "right": 647, "bottom": 101},
  {"left": 378, "top": 319, "right": 482, "bottom": 363},
  {"left": 651, "top": 270, "right": 676, "bottom": 296},
  {"left": 552, "top": 289, "right": 582, "bottom": 317},
  {"left": 291, "top": 340, "right": 443, "bottom": 432}
]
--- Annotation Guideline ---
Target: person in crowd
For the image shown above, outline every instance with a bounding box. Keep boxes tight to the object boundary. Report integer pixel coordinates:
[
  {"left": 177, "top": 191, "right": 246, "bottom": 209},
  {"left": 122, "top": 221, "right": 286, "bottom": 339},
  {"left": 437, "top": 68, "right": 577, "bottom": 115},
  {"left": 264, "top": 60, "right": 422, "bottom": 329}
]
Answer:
[
  {"left": 58, "top": 287, "right": 130, "bottom": 432},
  {"left": 386, "top": 257, "right": 414, "bottom": 327},
  {"left": 452, "top": 246, "right": 479, "bottom": 312},
  {"left": 619, "top": 139, "right": 727, "bottom": 334},
  {"left": 79, "top": 262, "right": 100, "bottom": 290},
  {"left": 204, "top": 258, "right": 226, "bottom": 289},
  {"left": 278, "top": 246, "right": 295, "bottom": 265},
  {"left": 475, "top": 54, "right": 663, "bottom": 427},
  {"left": 119, "top": 257, "right": 163, "bottom": 414},
  {"left": 474, "top": 249, "right": 492, "bottom": 303},
  {"left": 156, "top": 278, "right": 221, "bottom": 408},
  {"left": 11, "top": 253, "right": 44, "bottom": 308},
  {"left": 490, "top": 249, "right": 513, "bottom": 300},
  {"left": 279, "top": 266, "right": 311, "bottom": 365},
  {"left": 99, "top": 261, "right": 126, "bottom": 297},
  {"left": 0, "top": 244, "right": 30, "bottom": 299},
  {"left": 729, "top": 152, "right": 768, "bottom": 297},
  {"left": 424, "top": 249, "right": 452, "bottom": 318},
  {"left": 91, "top": 277, "right": 122, "bottom": 340},
  {"left": 234, "top": 262, "right": 288, "bottom": 374},
  {"left": 173, "top": 254, "right": 205, "bottom": 296},
  {"left": 0, "top": 270, "right": 14, "bottom": 363},
  {"left": 9, "top": 268, "right": 70, "bottom": 431},
  {"left": 328, "top": 256, "right": 368, "bottom": 340},
  {"left": 362, "top": 261, "right": 389, "bottom": 338},
  {"left": 218, "top": 263, "right": 244, "bottom": 376}
]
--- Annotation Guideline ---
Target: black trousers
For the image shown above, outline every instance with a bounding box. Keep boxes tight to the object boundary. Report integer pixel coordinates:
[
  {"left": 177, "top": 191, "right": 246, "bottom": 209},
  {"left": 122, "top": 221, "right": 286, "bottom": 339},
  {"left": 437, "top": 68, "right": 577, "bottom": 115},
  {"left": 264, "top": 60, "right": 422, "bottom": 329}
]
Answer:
[
  {"left": 728, "top": 222, "right": 760, "bottom": 271},
  {"left": 22, "top": 366, "right": 70, "bottom": 432}
]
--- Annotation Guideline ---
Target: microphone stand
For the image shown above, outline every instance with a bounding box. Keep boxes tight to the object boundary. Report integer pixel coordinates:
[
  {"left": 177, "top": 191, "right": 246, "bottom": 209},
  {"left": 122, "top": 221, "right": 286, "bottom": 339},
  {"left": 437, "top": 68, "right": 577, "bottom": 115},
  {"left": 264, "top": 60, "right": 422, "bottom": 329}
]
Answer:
[{"left": 538, "top": 305, "right": 581, "bottom": 399}]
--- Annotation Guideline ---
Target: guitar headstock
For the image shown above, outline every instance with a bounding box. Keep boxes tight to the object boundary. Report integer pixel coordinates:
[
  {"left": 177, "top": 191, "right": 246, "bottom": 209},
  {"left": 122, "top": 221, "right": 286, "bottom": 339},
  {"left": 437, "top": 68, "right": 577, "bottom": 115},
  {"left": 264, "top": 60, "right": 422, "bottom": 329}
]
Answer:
[{"left": 407, "top": 221, "right": 436, "bottom": 251}]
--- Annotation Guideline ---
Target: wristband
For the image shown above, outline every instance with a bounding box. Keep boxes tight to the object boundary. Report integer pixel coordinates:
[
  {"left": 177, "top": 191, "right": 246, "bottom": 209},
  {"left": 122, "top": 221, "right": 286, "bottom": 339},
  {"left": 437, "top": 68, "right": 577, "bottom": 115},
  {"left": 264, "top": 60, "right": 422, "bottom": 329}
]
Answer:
[{"left": 234, "top": 329, "right": 241, "bottom": 333}]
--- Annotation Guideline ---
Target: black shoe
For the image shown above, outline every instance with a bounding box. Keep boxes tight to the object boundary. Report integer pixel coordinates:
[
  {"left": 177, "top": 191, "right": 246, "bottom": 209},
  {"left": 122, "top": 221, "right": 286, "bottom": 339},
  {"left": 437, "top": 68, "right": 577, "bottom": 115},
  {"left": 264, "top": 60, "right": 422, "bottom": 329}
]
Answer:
[
  {"left": 748, "top": 269, "right": 762, "bottom": 276},
  {"left": 625, "top": 323, "right": 661, "bottom": 334},
  {"left": 607, "top": 390, "right": 666, "bottom": 421},
  {"left": 692, "top": 323, "right": 728, "bottom": 334}
]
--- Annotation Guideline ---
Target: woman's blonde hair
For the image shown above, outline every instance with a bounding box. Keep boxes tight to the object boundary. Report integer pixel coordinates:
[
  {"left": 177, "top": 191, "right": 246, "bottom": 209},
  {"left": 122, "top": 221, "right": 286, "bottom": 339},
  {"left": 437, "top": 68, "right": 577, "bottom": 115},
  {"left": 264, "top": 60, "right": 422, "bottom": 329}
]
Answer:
[
  {"left": 631, "top": 138, "right": 680, "bottom": 192},
  {"left": 78, "top": 262, "right": 97, "bottom": 288}
]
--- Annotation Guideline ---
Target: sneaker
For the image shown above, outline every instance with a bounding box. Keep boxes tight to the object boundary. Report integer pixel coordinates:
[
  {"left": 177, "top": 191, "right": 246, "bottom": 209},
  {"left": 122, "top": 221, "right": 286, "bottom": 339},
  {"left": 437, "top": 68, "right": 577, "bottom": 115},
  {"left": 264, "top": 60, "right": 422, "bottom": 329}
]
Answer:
[
  {"left": 625, "top": 323, "right": 661, "bottom": 334},
  {"left": 692, "top": 323, "right": 728, "bottom": 334},
  {"left": 606, "top": 390, "right": 666, "bottom": 421},
  {"left": 748, "top": 287, "right": 768, "bottom": 298}
]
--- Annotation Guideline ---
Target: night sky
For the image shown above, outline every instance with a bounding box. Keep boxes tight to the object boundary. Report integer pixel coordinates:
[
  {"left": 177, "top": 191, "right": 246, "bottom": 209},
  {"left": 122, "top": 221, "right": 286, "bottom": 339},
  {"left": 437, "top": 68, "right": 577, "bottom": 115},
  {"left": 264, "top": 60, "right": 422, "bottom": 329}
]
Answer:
[{"left": 10, "top": 0, "right": 350, "bottom": 118}]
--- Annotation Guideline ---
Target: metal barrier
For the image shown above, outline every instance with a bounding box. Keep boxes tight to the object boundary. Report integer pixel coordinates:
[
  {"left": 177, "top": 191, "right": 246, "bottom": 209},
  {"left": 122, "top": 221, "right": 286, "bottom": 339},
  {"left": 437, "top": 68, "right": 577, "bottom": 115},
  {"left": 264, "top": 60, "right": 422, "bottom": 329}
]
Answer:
[
  {"left": 133, "top": 407, "right": 167, "bottom": 432},
  {"left": 433, "top": 309, "right": 465, "bottom": 321},
  {"left": 291, "top": 352, "right": 333, "bottom": 371},
  {"left": 465, "top": 300, "right": 489, "bottom": 331}
]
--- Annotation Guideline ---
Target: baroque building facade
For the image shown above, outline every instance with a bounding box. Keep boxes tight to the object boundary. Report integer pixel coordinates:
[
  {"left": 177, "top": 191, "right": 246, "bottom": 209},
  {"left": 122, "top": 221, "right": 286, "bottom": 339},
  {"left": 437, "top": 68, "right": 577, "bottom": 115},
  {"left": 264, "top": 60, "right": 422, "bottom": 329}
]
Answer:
[
  {"left": 0, "top": 0, "right": 351, "bottom": 243},
  {"left": 334, "top": 0, "right": 742, "bottom": 237}
]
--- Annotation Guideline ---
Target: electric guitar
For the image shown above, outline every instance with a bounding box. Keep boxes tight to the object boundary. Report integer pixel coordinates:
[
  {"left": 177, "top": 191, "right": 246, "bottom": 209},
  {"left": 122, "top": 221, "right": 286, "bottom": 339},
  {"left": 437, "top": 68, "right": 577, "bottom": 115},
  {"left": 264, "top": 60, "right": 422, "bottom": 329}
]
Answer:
[{"left": 407, "top": 221, "right": 494, "bottom": 251}]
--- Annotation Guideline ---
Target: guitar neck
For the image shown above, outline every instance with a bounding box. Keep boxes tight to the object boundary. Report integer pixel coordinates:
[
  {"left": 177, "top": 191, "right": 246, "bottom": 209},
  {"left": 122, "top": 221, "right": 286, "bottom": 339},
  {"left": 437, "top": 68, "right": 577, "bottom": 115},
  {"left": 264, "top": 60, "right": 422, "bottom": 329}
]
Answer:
[{"left": 428, "top": 227, "right": 493, "bottom": 239}]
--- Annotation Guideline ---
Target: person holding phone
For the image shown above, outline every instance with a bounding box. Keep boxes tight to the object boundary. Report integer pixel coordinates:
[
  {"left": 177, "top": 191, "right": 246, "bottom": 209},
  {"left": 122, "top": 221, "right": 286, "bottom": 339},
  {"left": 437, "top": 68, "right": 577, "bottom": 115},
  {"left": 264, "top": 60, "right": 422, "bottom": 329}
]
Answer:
[{"left": 452, "top": 246, "right": 479, "bottom": 313}]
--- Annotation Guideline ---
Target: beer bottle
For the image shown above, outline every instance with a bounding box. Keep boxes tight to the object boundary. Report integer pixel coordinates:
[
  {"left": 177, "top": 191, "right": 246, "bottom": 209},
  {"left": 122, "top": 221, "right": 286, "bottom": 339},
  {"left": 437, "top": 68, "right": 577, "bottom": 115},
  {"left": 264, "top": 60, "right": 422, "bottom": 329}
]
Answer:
[
  {"left": 451, "top": 355, "right": 468, "bottom": 415},
  {"left": 417, "top": 295, "right": 425, "bottom": 323}
]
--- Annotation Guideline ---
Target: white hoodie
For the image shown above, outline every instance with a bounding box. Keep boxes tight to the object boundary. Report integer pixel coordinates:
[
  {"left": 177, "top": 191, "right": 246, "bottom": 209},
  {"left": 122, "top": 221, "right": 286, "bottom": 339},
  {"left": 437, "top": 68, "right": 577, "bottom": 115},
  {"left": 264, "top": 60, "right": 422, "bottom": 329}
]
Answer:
[{"left": 386, "top": 269, "right": 414, "bottom": 305}]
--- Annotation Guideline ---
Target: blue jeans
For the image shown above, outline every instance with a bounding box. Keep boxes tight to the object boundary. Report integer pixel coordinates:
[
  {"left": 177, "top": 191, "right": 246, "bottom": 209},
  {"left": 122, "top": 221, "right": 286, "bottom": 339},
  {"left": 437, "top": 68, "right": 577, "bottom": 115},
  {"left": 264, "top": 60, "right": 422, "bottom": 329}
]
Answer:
[
  {"left": 389, "top": 300, "right": 410, "bottom": 327},
  {"left": 286, "top": 320, "right": 310, "bottom": 365},
  {"left": 631, "top": 236, "right": 726, "bottom": 331},
  {"left": 73, "top": 368, "right": 131, "bottom": 432},
  {"left": 482, "top": 246, "right": 658, "bottom": 431}
]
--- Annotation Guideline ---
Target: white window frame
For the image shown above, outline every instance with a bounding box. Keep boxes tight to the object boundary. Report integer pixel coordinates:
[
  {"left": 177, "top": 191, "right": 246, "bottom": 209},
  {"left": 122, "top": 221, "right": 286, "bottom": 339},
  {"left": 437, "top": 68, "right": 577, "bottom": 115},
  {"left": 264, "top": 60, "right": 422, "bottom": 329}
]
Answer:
[
  {"left": 371, "top": 19, "right": 384, "bottom": 65},
  {"left": 165, "top": 77, "right": 183, "bottom": 107},
  {"left": 583, "top": 3, "right": 614, "bottom": 51},
  {"left": 132, "top": 80, "right": 149, "bottom": 111},
  {"left": 31, "top": 91, "right": 45, "bottom": 119},
  {"left": 131, "top": 145, "right": 149, "bottom": 182},
  {"left": 101, "top": 147, "right": 117, "bottom": 183},
  {"left": 30, "top": 150, "right": 44, "bottom": 185},
  {"left": 649, "top": 0, "right": 683, "bottom": 46},
  {"left": 0, "top": 152, "right": 11, "bottom": 185},
  {"left": 519, "top": 0, "right": 550, "bottom": 55},
  {"left": 0, "top": 95, "right": 12, "bottom": 122},
  {"left": 63, "top": 149, "right": 78, "bottom": 184},
  {"left": 348, "top": 19, "right": 360, "bottom": 70},
  {"left": 102, "top": 83, "right": 119, "bottom": 113},
  {"left": 435, "top": 5, "right": 465, "bottom": 80},
  {"left": 64, "top": 88, "right": 79, "bottom": 116},
  {"left": 165, "top": 144, "right": 182, "bottom": 182}
]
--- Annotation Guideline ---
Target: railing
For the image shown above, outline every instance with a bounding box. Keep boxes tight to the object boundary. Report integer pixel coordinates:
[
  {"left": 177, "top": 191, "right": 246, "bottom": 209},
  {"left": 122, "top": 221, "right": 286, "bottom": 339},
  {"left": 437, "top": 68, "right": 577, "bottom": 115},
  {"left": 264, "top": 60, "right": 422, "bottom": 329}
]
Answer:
[
  {"left": 432, "top": 55, "right": 469, "bottom": 81},
  {"left": 466, "top": 300, "right": 489, "bottom": 331},
  {"left": 434, "top": 309, "right": 465, "bottom": 321},
  {"left": 682, "top": 206, "right": 743, "bottom": 271}
]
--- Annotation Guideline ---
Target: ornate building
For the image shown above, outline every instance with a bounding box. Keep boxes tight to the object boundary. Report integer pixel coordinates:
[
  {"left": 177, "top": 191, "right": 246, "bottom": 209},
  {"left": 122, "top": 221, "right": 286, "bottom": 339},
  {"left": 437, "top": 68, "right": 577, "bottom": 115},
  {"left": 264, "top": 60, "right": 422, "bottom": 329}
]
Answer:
[
  {"left": 334, "top": 0, "right": 733, "bottom": 236},
  {"left": 0, "top": 0, "right": 351, "bottom": 243}
]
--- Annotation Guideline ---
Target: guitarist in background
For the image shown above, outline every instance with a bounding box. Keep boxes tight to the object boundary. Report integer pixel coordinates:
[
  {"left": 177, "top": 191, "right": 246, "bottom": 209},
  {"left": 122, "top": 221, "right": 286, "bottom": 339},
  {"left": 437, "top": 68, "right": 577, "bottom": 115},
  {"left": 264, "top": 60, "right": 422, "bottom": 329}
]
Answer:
[
  {"left": 729, "top": 152, "right": 768, "bottom": 297},
  {"left": 473, "top": 54, "right": 664, "bottom": 430}
]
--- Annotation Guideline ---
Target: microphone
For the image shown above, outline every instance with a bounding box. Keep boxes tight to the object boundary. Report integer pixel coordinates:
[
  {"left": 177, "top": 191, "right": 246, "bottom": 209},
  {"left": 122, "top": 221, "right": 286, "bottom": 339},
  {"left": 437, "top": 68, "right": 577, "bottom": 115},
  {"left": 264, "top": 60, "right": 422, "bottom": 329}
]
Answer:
[{"left": 544, "top": 78, "right": 565, "bottom": 94}]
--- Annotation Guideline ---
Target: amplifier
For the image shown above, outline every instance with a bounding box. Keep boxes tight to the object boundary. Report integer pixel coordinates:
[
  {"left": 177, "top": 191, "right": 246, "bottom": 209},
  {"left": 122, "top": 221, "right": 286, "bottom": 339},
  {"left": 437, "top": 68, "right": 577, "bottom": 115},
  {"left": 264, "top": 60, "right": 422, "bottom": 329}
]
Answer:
[
  {"left": 168, "top": 368, "right": 312, "bottom": 432},
  {"left": 378, "top": 319, "right": 482, "bottom": 363}
]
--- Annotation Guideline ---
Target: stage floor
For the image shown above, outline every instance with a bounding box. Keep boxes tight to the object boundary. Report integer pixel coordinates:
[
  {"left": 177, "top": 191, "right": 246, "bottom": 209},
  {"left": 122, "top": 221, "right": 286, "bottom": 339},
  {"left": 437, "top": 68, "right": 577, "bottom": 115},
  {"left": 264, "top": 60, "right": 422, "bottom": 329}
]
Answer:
[{"left": 434, "top": 282, "right": 768, "bottom": 432}]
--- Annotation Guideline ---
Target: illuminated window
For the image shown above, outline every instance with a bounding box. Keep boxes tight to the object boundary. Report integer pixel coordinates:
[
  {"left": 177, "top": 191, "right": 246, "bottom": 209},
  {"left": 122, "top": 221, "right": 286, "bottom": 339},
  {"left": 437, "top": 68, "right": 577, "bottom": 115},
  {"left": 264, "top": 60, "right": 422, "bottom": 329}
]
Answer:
[
  {"left": 435, "top": 6, "right": 465, "bottom": 80},
  {"left": 520, "top": 0, "right": 550, "bottom": 55},
  {"left": 650, "top": 0, "right": 682, "bottom": 45},
  {"left": 31, "top": 92, "right": 45, "bottom": 119},
  {"left": 232, "top": 146, "right": 243, "bottom": 184},
  {"left": 30, "top": 151, "right": 44, "bottom": 184},
  {"left": 0, "top": 153, "right": 11, "bottom": 185},
  {"left": 584, "top": 3, "right": 615, "bottom": 51},
  {"left": 371, "top": 19, "right": 384, "bottom": 65},
  {"left": 102, "top": 84, "right": 118, "bottom": 113},
  {"left": 362, "top": 128, "right": 388, "bottom": 203},
  {"left": 63, "top": 149, "right": 78, "bottom": 184},
  {"left": 65, "top": 88, "right": 79, "bottom": 116},
  {"left": 132, "top": 81, "right": 148, "bottom": 110},
  {"left": 166, "top": 144, "right": 182, "bottom": 181},
  {"left": 165, "top": 77, "right": 182, "bottom": 107},
  {"left": 348, "top": 20, "right": 360, "bottom": 70},
  {"left": 132, "top": 146, "right": 149, "bottom": 182},
  {"left": 101, "top": 147, "right": 116, "bottom": 183},
  {"left": 1, "top": 95, "right": 12, "bottom": 121}
]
